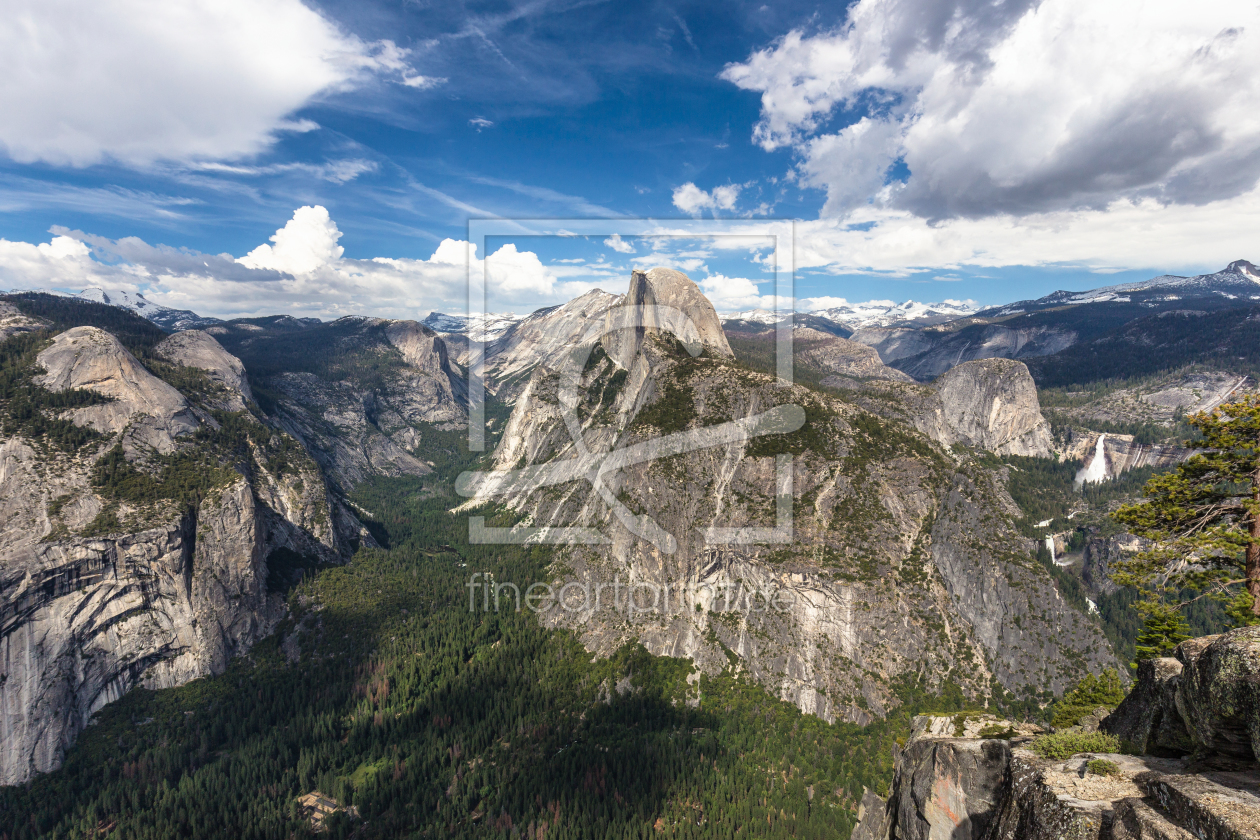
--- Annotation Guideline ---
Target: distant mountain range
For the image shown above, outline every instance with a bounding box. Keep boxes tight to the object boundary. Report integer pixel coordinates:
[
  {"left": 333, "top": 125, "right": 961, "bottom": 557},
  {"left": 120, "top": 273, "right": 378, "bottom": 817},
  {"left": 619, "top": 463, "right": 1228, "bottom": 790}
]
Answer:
[
  {"left": 978, "top": 259, "right": 1260, "bottom": 317},
  {"left": 18, "top": 258, "right": 1260, "bottom": 388},
  {"left": 71, "top": 288, "right": 224, "bottom": 332},
  {"left": 721, "top": 299, "right": 979, "bottom": 330},
  {"left": 419, "top": 310, "right": 521, "bottom": 342}
]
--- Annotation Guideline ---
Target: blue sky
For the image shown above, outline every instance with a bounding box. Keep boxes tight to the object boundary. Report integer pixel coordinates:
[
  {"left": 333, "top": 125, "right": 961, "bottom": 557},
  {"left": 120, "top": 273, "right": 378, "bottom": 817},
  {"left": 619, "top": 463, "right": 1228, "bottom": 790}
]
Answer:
[{"left": 1, "top": 0, "right": 1259, "bottom": 318}]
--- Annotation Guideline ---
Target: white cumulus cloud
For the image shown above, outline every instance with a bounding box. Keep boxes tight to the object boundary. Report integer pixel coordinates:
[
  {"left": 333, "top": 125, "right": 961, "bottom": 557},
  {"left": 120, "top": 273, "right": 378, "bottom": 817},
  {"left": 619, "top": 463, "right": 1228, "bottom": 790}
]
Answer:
[
  {"left": 604, "top": 234, "right": 635, "bottom": 253},
  {"left": 0, "top": 0, "right": 441, "bottom": 167},
  {"left": 723, "top": 0, "right": 1260, "bottom": 220},
  {"left": 0, "top": 207, "right": 573, "bottom": 319},
  {"left": 672, "top": 182, "right": 743, "bottom": 216},
  {"left": 238, "top": 206, "right": 345, "bottom": 275},
  {"left": 697, "top": 274, "right": 781, "bottom": 311}
]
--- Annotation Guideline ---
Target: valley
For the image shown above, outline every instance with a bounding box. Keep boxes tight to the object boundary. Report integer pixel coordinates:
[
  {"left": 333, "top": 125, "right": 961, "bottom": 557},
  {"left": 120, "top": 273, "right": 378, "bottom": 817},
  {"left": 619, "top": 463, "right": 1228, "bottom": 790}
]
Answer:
[{"left": 1, "top": 260, "right": 1258, "bottom": 838}]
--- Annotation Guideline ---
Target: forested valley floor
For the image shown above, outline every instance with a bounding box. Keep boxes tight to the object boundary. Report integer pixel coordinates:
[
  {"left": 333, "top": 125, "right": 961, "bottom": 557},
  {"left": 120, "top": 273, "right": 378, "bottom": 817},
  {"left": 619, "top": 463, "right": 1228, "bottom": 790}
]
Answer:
[{"left": 0, "top": 465, "right": 987, "bottom": 840}]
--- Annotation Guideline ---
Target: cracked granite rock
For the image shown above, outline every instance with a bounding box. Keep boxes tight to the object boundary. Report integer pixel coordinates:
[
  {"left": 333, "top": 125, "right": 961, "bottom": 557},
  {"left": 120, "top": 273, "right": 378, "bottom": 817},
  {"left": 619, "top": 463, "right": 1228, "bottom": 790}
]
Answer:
[
  {"left": 0, "top": 326, "right": 348, "bottom": 785},
  {"left": 459, "top": 269, "right": 1120, "bottom": 725}
]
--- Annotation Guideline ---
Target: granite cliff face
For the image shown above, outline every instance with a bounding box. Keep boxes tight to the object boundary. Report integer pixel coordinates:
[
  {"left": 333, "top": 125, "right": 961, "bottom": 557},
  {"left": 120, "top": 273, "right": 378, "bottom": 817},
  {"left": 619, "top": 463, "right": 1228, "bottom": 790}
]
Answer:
[
  {"left": 793, "top": 328, "right": 915, "bottom": 384},
  {"left": 458, "top": 268, "right": 1118, "bottom": 725},
  {"left": 154, "top": 329, "right": 254, "bottom": 411},
  {"left": 210, "top": 316, "right": 467, "bottom": 490},
  {"left": 35, "top": 327, "right": 199, "bottom": 453},
  {"left": 853, "top": 630, "right": 1260, "bottom": 840},
  {"left": 925, "top": 359, "right": 1055, "bottom": 457},
  {"left": 0, "top": 319, "right": 348, "bottom": 785},
  {"left": 483, "top": 289, "right": 622, "bottom": 392}
]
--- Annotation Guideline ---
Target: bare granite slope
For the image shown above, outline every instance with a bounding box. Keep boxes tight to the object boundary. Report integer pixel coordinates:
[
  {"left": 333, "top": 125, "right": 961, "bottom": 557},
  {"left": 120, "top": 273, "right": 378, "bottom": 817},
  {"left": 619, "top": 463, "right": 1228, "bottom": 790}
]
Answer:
[
  {"left": 0, "top": 325, "right": 349, "bottom": 785},
  {"left": 457, "top": 268, "right": 1118, "bottom": 724}
]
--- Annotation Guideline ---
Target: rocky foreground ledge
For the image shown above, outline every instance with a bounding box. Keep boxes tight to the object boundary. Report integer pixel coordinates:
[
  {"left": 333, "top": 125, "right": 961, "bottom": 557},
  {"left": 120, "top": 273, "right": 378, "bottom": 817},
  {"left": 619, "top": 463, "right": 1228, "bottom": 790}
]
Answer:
[{"left": 852, "top": 627, "right": 1260, "bottom": 840}]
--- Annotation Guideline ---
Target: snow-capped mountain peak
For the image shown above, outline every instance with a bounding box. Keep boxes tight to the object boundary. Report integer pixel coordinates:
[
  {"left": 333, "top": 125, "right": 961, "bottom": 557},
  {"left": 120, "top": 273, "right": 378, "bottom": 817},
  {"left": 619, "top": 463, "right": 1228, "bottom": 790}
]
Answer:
[
  {"left": 720, "top": 299, "right": 979, "bottom": 331},
  {"left": 421, "top": 311, "right": 523, "bottom": 342},
  {"left": 805, "top": 299, "right": 978, "bottom": 329},
  {"left": 72, "top": 288, "right": 221, "bottom": 331}
]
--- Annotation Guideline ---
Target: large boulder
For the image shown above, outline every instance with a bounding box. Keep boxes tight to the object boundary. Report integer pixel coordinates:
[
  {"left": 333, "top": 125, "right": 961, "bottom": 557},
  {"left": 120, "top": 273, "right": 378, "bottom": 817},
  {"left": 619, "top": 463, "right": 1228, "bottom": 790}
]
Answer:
[
  {"left": 1103, "top": 657, "right": 1194, "bottom": 756},
  {"left": 1175, "top": 627, "right": 1260, "bottom": 763}
]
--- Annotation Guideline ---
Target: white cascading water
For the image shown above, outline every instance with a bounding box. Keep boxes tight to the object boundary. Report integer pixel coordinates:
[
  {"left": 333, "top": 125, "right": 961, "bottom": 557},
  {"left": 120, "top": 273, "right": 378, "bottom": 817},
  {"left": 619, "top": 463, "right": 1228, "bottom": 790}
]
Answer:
[
  {"left": 1045, "top": 535, "right": 1057, "bottom": 565},
  {"left": 1074, "top": 433, "right": 1109, "bottom": 487}
]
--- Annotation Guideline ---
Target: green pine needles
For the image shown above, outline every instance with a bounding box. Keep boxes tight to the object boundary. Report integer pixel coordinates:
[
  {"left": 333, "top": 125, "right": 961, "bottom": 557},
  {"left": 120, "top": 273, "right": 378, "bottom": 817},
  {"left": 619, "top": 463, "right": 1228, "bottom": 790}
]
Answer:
[
  {"left": 1132, "top": 602, "right": 1192, "bottom": 665},
  {"left": 1050, "top": 670, "right": 1126, "bottom": 729},
  {"left": 1113, "top": 395, "right": 1260, "bottom": 642}
]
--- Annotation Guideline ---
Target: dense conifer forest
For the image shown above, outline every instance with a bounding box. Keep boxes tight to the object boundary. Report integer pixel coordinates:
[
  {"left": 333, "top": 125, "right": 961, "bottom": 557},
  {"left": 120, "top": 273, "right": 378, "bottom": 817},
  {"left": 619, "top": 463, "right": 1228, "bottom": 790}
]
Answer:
[{"left": 0, "top": 463, "right": 977, "bottom": 840}]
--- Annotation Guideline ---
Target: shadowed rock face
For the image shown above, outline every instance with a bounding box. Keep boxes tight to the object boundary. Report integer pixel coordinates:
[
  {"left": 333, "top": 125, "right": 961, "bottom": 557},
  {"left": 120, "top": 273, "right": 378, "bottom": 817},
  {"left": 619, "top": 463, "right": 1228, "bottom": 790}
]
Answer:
[
  {"left": 890, "top": 736, "right": 1013, "bottom": 839},
  {"left": 1104, "top": 628, "right": 1260, "bottom": 765},
  {"left": 1103, "top": 657, "right": 1195, "bottom": 757},
  {"left": 1081, "top": 536, "right": 1142, "bottom": 599},
  {"left": 1176, "top": 627, "right": 1260, "bottom": 763},
  {"left": 854, "top": 703, "right": 1260, "bottom": 840},
  {"left": 252, "top": 317, "right": 467, "bottom": 490},
  {"left": 850, "top": 323, "right": 1078, "bottom": 380}
]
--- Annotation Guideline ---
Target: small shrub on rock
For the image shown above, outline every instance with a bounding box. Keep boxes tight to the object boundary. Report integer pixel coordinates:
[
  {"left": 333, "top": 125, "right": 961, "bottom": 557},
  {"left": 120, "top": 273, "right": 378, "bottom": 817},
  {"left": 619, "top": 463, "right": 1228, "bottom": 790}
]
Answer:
[
  {"left": 1086, "top": 758, "right": 1121, "bottom": 777},
  {"left": 1030, "top": 731, "right": 1121, "bottom": 760},
  {"left": 977, "top": 724, "right": 1017, "bottom": 740}
]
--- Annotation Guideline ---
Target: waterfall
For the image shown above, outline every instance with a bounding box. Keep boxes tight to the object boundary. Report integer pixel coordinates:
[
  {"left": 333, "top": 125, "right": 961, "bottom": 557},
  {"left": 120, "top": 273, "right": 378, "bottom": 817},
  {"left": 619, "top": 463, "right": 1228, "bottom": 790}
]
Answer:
[
  {"left": 1074, "top": 433, "right": 1109, "bottom": 487},
  {"left": 1045, "top": 535, "right": 1056, "bottom": 565}
]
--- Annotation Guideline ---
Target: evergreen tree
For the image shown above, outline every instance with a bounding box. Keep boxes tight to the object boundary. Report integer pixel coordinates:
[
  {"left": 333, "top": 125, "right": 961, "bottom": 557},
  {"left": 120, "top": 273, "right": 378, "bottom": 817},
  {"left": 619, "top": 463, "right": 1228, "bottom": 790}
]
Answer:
[
  {"left": 1113, "top": 395, "right": 1260, "bottom": 626},
  {"left": 1132, "top": 602, "right": 1192, "bottom": 664},
  {"left": 1051, "top": 670, "right": 1126, "bottom": 729}
]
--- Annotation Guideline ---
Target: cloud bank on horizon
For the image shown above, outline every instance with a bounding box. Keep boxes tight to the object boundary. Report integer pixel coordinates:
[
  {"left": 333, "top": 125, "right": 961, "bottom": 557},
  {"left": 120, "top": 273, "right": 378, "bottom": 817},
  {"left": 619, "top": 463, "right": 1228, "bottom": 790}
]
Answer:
[
  {"left": 0, "top": 0, "right": 1259, "bottom": 317},
  {"left": 0, "top": 206, "right": 598, "bottom": 319},
  {"left": 0, "top": 206, "right": 894, "bottom": 318}
]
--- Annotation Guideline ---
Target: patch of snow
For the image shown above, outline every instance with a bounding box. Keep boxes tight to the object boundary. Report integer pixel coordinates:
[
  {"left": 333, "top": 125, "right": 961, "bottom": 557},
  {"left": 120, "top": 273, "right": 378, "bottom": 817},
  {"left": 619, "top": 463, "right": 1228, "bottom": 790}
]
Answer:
[
  {"left": 807, "top": 298, "right": 979, "bottom": 329},
  {"left": 422, "top": 311, "right": 522, "bottom": 342},
  {"left": 1036, "top": 518, "right": 1053, "bottom": 528},
  {"left": 68, "top": 287, "right": 219, "bottom": 330},
  {"left": 721, "top": 308, "right": 787, "bottom": 325}
]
